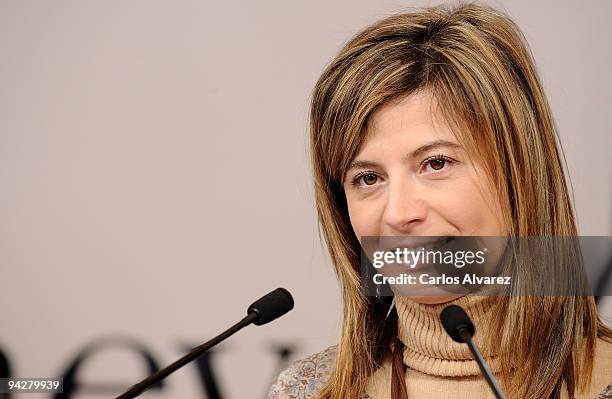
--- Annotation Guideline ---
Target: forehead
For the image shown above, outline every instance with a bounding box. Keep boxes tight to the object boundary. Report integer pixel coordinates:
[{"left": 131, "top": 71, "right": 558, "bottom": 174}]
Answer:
[{"left": 360, "top": 90, "right": 456, "bottom": 152}]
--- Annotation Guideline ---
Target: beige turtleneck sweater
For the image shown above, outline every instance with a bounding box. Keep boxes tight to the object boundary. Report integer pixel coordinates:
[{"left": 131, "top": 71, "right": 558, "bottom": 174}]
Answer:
[{"left": 365, "top": 295, "right": 612, "bottom": 399}]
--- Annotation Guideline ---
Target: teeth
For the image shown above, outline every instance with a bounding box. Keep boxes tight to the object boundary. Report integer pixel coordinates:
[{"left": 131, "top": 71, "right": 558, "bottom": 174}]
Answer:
[{"left": 393, "top": 237, "right": 453, "bottom": 253}]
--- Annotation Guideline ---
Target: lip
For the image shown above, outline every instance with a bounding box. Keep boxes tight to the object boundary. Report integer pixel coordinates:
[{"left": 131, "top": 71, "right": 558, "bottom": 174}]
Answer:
[
  {"left": 375, "top": 237, "right": 456, "bottom": 272},
  {"left": 379, "top": 236, "right": 454, "bottom": 253}
]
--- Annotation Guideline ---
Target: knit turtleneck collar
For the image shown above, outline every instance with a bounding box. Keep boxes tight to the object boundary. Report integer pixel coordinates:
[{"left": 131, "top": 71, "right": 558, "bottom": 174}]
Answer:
[{"left": 394, "top": 295, "right": 500, "bottom": 377}]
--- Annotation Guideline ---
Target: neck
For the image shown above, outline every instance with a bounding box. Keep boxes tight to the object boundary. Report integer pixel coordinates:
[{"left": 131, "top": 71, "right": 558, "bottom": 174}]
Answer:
[{"left": 394, "top": 295, "right": 501, "bottom": 377}]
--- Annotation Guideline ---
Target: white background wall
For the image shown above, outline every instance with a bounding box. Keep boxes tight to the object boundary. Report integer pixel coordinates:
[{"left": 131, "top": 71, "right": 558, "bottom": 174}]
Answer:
[{"left": 1, "top": 1, "right": 610, "bottom": 398}]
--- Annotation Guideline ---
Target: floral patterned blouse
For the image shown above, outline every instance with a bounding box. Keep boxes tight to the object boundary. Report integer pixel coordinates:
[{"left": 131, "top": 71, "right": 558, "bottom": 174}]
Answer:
[{"left": 266, "top": 345, "right": 612, "bottom": 399}]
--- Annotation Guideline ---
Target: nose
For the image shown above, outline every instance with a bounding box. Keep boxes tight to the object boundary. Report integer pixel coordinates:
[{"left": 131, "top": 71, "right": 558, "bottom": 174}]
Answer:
[{"left": 382, "top": 178, "right": 427, "bottom": 234}]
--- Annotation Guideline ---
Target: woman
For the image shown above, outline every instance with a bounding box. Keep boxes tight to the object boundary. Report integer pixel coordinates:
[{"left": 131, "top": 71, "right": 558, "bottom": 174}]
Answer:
[{"left": 268, "top": 3, "right": 611, "bottom": 399}]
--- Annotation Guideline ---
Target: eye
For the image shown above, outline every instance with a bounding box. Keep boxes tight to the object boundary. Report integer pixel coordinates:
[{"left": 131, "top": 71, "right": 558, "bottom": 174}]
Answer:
[
  {"left": 421, "top": 154, "right": 454, "bottom": 173},
  {"left": 351, "top": 171, "right": 380, "bottom": 187}
]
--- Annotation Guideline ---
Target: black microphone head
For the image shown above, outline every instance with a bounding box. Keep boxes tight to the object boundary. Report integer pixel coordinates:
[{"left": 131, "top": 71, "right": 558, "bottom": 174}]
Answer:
[
  {"left": 440, "top": 304, "right": 475, "bottom": 343},
  {"left": 247, "top": 288, "right": 294, "bottom": 326}
]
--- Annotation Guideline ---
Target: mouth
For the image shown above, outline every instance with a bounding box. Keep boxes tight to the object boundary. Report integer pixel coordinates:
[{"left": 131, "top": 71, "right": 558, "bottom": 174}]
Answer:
[
  {"left": 380, "top": 236, "right": 455, "bottom": 253},
  {"left": 371, "top": 237, "right": 456, "bottom": 273}
]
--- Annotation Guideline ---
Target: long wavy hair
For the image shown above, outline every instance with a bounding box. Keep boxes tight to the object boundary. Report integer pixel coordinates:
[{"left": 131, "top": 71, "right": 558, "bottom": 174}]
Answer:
[{"left": 309, "top": 3, "right": 612, "bottom": 399}]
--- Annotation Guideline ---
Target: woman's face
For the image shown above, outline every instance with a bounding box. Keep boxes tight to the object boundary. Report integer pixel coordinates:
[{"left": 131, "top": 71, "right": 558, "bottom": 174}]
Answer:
[{"left": 342, "top": 90, "right": 506, "bottom": 304}]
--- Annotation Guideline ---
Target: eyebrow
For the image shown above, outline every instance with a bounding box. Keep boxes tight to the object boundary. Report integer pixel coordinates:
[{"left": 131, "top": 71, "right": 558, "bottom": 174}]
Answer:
[{"left": 347, "top": 139, "right": 462, "bottom": 171}]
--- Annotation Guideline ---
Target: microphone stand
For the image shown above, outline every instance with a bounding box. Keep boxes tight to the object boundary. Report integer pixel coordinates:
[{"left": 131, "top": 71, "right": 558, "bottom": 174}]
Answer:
[
  {"left": 457, "top": 327, "right": 506, "bottom": 399},
  {"left": 116, "top": 312, "right": 257, "bottom": 399}
]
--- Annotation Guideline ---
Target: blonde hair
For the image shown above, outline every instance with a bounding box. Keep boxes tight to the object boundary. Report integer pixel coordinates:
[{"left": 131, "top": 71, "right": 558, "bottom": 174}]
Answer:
[{"left": 309, "top": 3, "right": 612, "bottom": 399}]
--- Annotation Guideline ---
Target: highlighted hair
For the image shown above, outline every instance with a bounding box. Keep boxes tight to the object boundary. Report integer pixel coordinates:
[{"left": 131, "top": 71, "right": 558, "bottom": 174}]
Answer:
[{"left": 309, "top": 3, "right": 611, "bottom": 398}]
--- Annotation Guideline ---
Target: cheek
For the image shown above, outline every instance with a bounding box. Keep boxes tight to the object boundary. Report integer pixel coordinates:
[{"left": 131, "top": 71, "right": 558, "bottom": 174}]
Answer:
[
  {"left": 346, "top": 197, "right": 381, "bottom": 241},
  {"left": 436, "top": 176, "right": 504, "bottom": 235}
]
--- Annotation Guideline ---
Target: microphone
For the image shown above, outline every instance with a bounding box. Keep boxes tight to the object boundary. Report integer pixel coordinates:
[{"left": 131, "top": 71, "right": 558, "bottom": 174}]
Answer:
[
  {"left": 440, "top": 305, "right": 506, "bottom": 399},
  {"left": 116, "top": 288, "right": 294, "bottom": 399}
]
